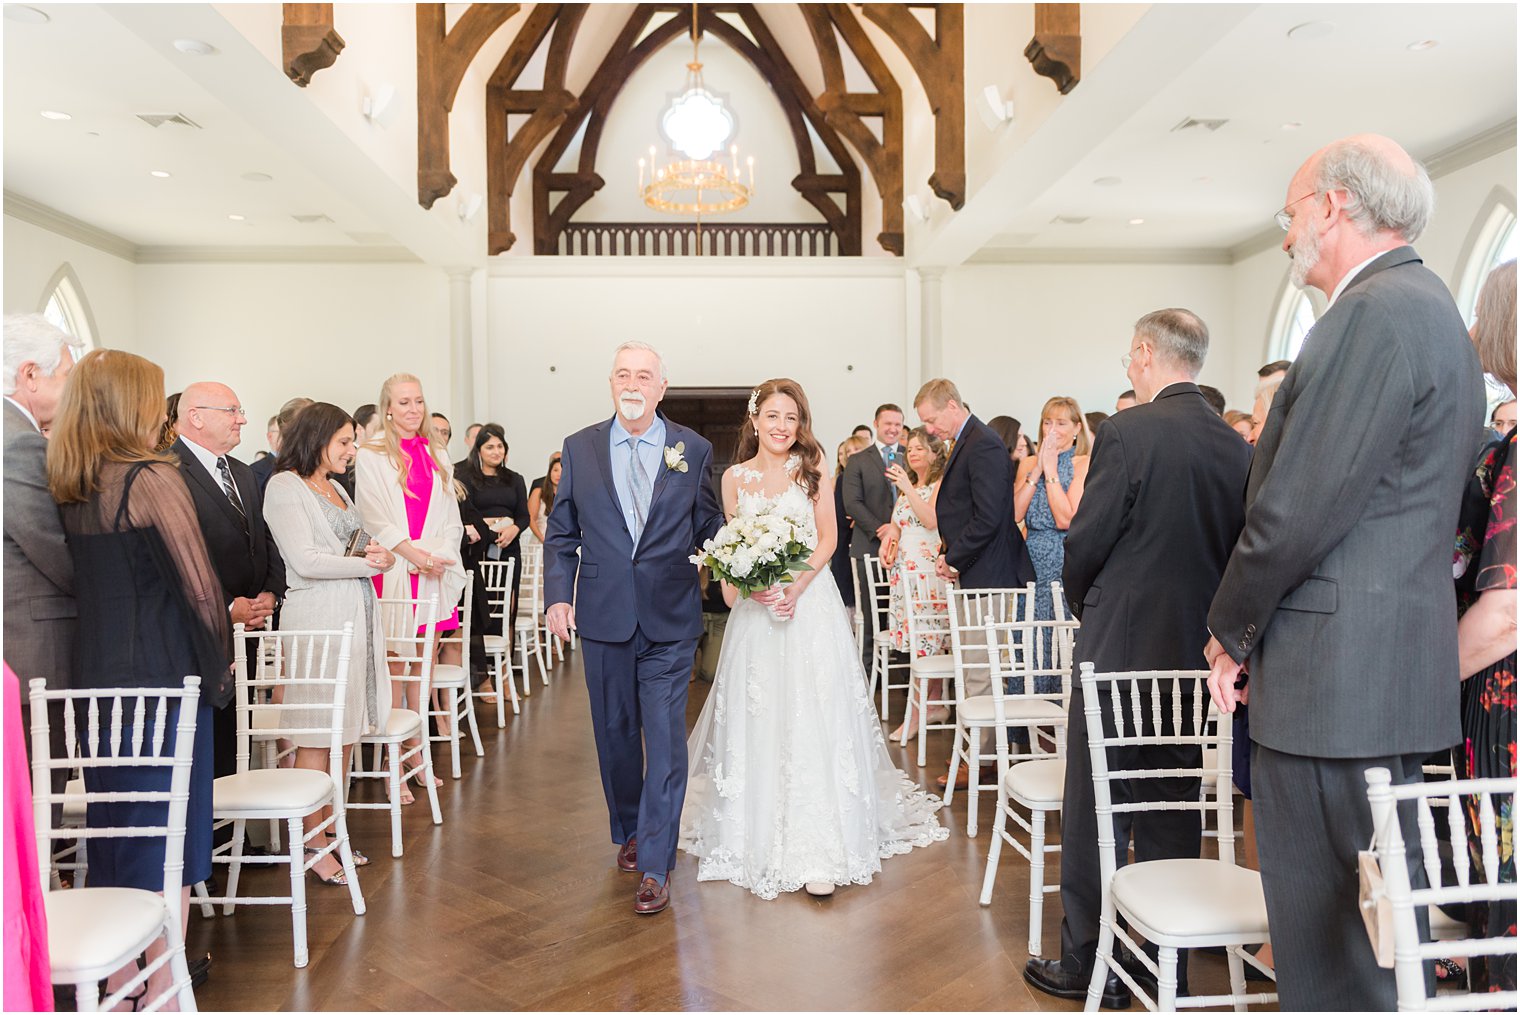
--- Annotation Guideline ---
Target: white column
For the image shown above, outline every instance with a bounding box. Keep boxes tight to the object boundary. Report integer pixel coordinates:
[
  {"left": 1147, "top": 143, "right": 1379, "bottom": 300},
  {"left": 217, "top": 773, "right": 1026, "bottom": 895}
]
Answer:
[
  {"left": 446, "top": 267, "right": 474, "bottom": 429},
  {"left": 919, "top": 267, "right": 945, "bottom": 382}
]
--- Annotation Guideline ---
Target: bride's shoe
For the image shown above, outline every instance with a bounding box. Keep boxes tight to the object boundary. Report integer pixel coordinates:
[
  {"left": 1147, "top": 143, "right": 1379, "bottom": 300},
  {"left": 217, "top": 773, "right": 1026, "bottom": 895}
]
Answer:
[{"left": 804, "top": 882, "right": 836, "bottom": 897}]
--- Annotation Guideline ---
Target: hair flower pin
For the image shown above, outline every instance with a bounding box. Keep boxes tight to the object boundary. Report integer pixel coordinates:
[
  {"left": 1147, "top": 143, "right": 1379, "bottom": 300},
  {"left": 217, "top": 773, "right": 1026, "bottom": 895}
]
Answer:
[{"left": 747, "top": 388, "right": 760, "bottom": 417}]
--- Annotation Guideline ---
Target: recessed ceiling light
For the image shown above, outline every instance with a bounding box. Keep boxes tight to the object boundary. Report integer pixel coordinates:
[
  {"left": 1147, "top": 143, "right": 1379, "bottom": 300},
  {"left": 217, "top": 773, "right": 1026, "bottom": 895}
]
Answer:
[
  {"left": 39, "top": 110, "right": 71, "bottom": 121},
  {"left": 1194, "top": 176, "right": 1212, "bottom": 184},
  {"left": 1407, "top": 39, "right": 1438, "bottom": 51},
  {"left": 1287, "top": 21, "right": 1335, "bottom": 40},
  {"left": 3, "top": 5, "right": 49, "bottom": 24},
  {"left": 1128, "top": 218, "right": 1146, "bottom": 226},
  {"left": 150, "top": 170, "right": 172, "bottom": 178},
  {"left": 227, "top": 214, "right": 246, "bottom": 221},
  {"left": 1093, "top": 176, "right": 1122, "bottom": 187},
  {"left": 240, "top": 172, "right": 273, "bottom": 183},
  {"left": 85, "top": 131, "right": 100, "bottom": 137},
  {"left": 1281, "top": 121, "right": 1303, "bottom": 131},
  {"left": 173, "top": 38, "right": 218, "bottom": 56}
]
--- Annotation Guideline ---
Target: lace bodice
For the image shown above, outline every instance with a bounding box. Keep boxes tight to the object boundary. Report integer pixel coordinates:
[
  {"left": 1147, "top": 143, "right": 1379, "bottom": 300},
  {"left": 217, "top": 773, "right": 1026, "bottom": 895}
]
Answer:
[{"left": 729, "top": 456, "right": 818, "bottom": 547}]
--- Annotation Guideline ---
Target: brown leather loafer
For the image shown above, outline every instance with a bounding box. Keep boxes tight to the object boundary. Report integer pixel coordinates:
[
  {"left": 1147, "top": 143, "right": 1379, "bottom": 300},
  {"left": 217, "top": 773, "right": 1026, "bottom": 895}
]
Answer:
[
  {"left": 617, "top": 837, "right": 638, "bottom": 873},
  {"left": 634, "top": 876, "right": 670, "bottom": 915}
]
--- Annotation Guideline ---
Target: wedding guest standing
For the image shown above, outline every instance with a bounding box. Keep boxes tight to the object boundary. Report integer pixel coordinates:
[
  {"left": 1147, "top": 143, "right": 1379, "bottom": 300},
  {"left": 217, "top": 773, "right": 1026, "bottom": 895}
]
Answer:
[
  {"left": 832, "top": 433, "right": 872, "bottom": 610},
  {"left": 1451, "top": 259, "right": 1516, "bottom": 996},
  {"left": 3, "top": 314, "right": 81, "bottom": 763},
  {"left": 1206, "top": 135, "right": 1485, "bottom": 1011},
  {"left": 355, "top": 373, "right": 466, "bottom": 800},
  {"left": 263, "top": 402, "right": 395, "bottom": 884},
  {"left": 173, "top": 381, "right": 286, "bottom": 787},
  {"left": 1015, "top": 396, "right": 1090, "bottom": 689},
  {"left": 525, "top": 452, "right": 562, "bottom": 547},
  {"left": 915, "top": 378, "right": 1035, "bottom": 790},
  {"left": 842, "top": 404, "right": 906, "bottom": 668},
  {"left": 48, "top": 350, "right": 230, "bottom": 1002},
  {"left": 457, "top": 424, "right": 529, "bottom": 673},
  {"left": 251, "top": 397, "right": 312, "bottom": 493},
  {"left": 986, "top": 415, "right": 1024, "bottom": 465},
  {"left": 882, "top": 426, "right": 950, "bottom": 743}
]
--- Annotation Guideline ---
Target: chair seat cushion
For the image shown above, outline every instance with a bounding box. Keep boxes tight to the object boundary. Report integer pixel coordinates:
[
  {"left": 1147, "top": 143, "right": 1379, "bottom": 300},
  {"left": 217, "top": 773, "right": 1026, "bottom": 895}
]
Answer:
[
  {"left": 47, "top": 887, "right": 166, "bottom": 980},
  {"left": 214, "top": 768, "right": 333, "bottom": 816},
  {"left": 1111, "top": 859, "right": 1269, "bottom": 944},
  {"left": 432, "top": 663, "right": 466, "bottom": 688},
  {"left": 514, "top": 617, "right": 538, "bottom": 632},
  {"left": 873, "top": 631, "right": 895, "bottom": 646},
  {"left": 910, "top": 655, "right": 955, "bottom": 676},
  {"left": 361, "top": 708, "right": 422, "bottom": 741},
  {"left": 482, "top": 635, "right": 507, "bottom": 653},
  {"left": 1004, "top": 758, "right": 1065, "bottom": 806},
  {"left": 959, "top": 695, "right": 1065, "bottom": 724}
]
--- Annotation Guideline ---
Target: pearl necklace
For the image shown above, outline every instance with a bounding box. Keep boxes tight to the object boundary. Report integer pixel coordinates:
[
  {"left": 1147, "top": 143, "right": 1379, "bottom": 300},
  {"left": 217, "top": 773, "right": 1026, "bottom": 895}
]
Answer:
[{"left": 305, "top": 476, "right": 339, "bottom": 502}]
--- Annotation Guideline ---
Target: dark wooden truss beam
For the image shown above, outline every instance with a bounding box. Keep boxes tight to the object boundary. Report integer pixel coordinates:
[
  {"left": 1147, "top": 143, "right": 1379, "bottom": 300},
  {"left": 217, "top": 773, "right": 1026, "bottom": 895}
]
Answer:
[{"left": 282, "top": 4, "right": 344, "bottom": 87}]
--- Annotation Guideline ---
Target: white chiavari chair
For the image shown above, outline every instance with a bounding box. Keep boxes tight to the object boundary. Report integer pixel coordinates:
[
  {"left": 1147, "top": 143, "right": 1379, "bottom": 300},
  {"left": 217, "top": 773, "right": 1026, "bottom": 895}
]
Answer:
[
  {"left": 899, "top": 568, "right": 957, "bottom": 767},
  {"left": 477, "top": 558, "right": 521, "bottom": 724},
  {"left": 850, "top": 556, "right": 866, "bottom": 653},
  {"left": 195, "top": 624, "right": 364, "bottom": 968},
  {"left": 1363, "top": 768, "right": 1516, "bottom": 1012},
  {"left": 942, "top": 583, "right": 1037, "bottom": 835},
  {"left": 350, "top": 598, "right": 443, "bottom": 856},
  {"left": 430, "top": 573, "right": 485, "bottom": 778},
  {"left": 864, "top": 554, "right": 910, "bottom": 720},
  {"left": 30, "top": 676, "right": 202, "bottom": 1012},
  {"left": 977, "top": 613, "right": 1078, "bottom": 958},
  {"left": 1081, "top": 664, "right": 1276, "bottom": 1012},
  {"left": 516, "top": 548, "right": 550, "bottom": 688}
]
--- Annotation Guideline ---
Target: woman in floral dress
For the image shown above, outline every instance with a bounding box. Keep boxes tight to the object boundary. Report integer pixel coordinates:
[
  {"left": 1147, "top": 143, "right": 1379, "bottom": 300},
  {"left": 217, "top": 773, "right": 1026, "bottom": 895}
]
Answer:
[{"left": 882, "top": 427, "right": 950, "bottom": 742}]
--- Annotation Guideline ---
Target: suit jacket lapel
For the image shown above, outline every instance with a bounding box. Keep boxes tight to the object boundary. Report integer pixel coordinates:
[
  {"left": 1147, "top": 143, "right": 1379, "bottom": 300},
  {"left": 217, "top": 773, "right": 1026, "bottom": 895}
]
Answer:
[
  {"left": 646, "top": 416, "right": 682, "bottom": 519},
  {"left": 942, "top": 416, "right": 977, "bottom": 484},
  {"left": 175, "top": 440, "right": 247, "bottom": 531},
  {"left": 590, "top": 419, "right": 627, "bottom": 519}
]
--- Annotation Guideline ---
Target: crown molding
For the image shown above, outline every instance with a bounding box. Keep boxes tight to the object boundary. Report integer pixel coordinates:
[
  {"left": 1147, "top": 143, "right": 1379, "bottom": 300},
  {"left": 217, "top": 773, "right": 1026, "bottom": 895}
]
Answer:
[
  {"left": 135, "top": 246, "right": 421, "bottom": 265},
  {"left": 966, "top": 247, "right": 1232, "bottom": 266},
  {"left": 3, "top": 191, "right": 139, "bottom": 262},
  {"left": 1425, "top": 118, "right": 1517, "bottom": 179}
]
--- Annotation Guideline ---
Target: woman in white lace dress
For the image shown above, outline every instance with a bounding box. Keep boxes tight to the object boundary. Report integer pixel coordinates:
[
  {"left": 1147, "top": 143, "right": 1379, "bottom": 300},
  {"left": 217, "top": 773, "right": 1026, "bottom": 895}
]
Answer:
[{"left": 680, "top": 379, "right": 947, "bottom": 900}]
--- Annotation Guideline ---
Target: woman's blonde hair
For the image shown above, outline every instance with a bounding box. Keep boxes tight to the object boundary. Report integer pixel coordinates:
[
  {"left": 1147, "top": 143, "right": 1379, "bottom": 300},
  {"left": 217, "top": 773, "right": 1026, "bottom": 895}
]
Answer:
[
  {"left": 368, "top": 372, "right": 452, "bottom": 498},
  {"left": 1473, "top": 260, "right": 1517, "bottom": 393},
  {"left": 47, "top": 349, "right": 172, "bottom": 503},
  {"left": 1040, "top": 396, "right": 1090, "bottom": 456},
  {"left": 903, "top": 426, "right": 949, "bottom": 486},
  {"left": 836, "top": 433, "right": 871, "bottom": 475}
]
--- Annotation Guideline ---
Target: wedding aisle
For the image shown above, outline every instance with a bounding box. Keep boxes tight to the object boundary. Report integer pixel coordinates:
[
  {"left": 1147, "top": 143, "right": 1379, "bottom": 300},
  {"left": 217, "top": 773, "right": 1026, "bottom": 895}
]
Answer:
[{"left": 187, "top": 652, "right": 1246, "bottom": 1011}]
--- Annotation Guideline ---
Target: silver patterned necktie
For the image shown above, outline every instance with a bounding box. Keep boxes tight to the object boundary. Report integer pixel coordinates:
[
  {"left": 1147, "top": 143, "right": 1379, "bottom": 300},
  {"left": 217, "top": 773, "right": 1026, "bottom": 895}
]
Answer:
[
  {"left": 629, "top": 440, "right": 652, "bottom": 544},
  {"left": 216, "top": 456, "right": 246, "bottom": 518}
]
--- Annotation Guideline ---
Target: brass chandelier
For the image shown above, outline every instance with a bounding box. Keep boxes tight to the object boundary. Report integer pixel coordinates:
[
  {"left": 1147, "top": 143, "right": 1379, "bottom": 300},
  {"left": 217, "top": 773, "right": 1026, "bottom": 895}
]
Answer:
[{"left": 637, "top": 4, "right": 753, "bottom": 232}]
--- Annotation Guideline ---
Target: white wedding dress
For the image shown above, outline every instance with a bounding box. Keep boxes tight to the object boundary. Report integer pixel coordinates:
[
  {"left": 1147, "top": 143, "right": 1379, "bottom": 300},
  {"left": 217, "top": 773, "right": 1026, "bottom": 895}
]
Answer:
[{"left": 679, "top": 467, "right": 948, "bottom": 899}]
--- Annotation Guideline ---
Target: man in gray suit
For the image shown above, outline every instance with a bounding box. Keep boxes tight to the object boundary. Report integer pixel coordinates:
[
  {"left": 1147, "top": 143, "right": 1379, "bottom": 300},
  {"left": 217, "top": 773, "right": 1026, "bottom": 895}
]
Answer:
[
  {"left": 841, "top": 402, "right": 905, "bottom": 664},
  {"left": 1206, "top": 135, "right": 1484, "bottom": 1010},
  {"left": 3, "top": 314, "right": 82, "bottom": 757}
]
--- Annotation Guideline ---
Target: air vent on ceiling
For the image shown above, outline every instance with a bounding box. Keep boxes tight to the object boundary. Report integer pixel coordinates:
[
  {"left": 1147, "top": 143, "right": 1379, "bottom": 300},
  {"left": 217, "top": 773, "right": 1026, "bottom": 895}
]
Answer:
[
  {"left": 1171, "top": 116, "right": 1228, "bottom": 133},
  {"left": 1052, "top": 215, "right": 1089, "bottom": 225},
  {"left": 136, "top": 112, "right": 202, "bottom": 129},
  {"left": 292, "top": 214, "right": 333, "bottom": 225}
]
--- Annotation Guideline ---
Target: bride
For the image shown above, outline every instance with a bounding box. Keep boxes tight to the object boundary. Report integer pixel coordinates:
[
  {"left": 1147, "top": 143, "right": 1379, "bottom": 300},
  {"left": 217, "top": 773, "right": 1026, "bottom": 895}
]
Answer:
[{"left": 679, "top": 378, "right": 948, "bottom": 900}]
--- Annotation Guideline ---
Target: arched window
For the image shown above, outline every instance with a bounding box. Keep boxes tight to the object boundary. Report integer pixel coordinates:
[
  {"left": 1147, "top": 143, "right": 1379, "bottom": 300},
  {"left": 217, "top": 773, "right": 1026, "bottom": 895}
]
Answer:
[
  {"left": 1455, "top": 186, "right": 1518, "bottom": 325},
  {"left": 37, "top": 264, "right": 97, "bottom": 352},
  {"left": 1266, "top": 274, "right": 1324, "bottom": 363}
]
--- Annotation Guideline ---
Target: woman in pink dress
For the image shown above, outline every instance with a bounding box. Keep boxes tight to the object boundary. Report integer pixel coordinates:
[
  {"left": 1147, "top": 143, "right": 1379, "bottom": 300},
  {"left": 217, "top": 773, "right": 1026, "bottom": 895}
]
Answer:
[
  {"left": 4, "top": 664, "right": 51, "bottom": 1012},
  {"left": 355, "top": 373, "right": 466, "bottom": 803}
]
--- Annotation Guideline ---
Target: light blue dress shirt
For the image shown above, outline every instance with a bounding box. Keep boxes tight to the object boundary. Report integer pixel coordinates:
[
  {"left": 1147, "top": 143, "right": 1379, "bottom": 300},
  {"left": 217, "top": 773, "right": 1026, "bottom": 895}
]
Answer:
[{"left": 610, "top": 414, "right": 667, "bottom": 554}]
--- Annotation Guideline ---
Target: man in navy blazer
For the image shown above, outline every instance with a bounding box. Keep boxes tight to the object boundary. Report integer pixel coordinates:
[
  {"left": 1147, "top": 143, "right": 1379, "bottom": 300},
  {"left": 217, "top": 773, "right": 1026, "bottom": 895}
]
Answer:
[{"left": 545, "top": 342, "right": 724, "bottom": 915}]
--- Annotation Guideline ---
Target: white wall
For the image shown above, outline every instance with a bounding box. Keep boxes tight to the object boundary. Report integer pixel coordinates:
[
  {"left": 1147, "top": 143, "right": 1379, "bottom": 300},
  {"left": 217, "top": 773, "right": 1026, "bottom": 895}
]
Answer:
[
  {"left": 3, "top": 215, "right": 138, "bottom": 348},
  {"left": 481, "top": 260, "right": 907, "bottom": 472},
  {"left": 132, "top": 261, "right": 450, "bottom": 457},
  {"left": 942, "top": 260, "right": 1242, "bottom": 426}
]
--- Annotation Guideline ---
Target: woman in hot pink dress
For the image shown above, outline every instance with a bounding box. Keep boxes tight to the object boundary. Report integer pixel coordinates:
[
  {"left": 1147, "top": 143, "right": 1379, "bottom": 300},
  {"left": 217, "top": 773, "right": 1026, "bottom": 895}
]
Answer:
[
  {"left": 355, "top": 373, "right": 466, "bottom": 802},
  {"left": 4, "top": 664, "right": 51, "bottom": 1011}
]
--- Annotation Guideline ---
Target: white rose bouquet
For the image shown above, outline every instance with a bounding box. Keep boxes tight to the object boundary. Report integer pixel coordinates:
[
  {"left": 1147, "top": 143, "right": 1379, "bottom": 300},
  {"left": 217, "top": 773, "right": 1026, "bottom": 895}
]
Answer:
[{"left": 690, "top": 503, "right": 814, "bottom": 609}]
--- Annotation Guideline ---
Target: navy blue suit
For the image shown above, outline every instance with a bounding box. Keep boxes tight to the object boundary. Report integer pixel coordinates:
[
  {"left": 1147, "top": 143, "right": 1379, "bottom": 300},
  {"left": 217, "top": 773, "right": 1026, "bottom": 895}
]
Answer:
[{"left": 544, "top": 414, "right": 724, "bottom": 873}]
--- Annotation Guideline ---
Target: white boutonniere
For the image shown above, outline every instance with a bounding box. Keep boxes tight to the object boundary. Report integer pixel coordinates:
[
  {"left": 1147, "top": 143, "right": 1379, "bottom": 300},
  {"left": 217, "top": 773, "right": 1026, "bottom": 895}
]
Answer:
[{"left": 664, "top": 442, "right": 688, "bottom": 473}]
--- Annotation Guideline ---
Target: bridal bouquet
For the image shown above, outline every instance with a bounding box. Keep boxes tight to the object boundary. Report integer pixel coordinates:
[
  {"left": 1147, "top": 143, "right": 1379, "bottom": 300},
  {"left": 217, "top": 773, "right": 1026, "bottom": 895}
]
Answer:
[{"left": 690, "top": 504, "right": 814, "bottom": 603}]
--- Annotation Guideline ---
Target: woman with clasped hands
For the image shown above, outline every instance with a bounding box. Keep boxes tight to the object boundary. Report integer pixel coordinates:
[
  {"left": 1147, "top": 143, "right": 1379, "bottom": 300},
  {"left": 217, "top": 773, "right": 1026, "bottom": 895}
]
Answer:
[
  {"left": 355, "top": 373, "right": 465, "bottom": 802},
  {"left": 263, "top": 402, "right": 394, "bottom": 882}
]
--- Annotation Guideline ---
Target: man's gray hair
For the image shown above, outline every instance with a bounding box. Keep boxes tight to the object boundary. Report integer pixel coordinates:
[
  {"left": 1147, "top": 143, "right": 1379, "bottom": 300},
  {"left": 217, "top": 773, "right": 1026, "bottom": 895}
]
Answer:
[
  {"left": 1134, "top": 308, "right": 1209, "bottom": 377},
  {"left": 609, "top": 341, "right": 667, "bottom": 381},
  {"left": 1313, "top": 139, "right": 1434, "bottom": 242},
  {"left": 3, "top": 314, "right": 82, "bottom": 396}
]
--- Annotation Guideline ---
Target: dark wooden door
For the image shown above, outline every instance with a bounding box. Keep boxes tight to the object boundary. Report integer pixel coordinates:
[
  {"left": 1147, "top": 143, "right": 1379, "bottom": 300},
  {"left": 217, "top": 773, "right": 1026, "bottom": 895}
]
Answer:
[{"left": 661, "top": 387, "right": 751, "bottom": 494}]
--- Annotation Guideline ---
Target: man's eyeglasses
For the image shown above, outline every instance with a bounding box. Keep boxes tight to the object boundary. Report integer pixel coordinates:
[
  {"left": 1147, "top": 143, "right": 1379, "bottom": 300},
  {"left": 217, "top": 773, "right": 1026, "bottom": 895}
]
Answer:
[
  {"left": 194, "top": 405, "right": 246, "bottom": 419},
  {"left": 1120, "top": 344, "right": 1148, "bottom": 370},
  {"left": 1275, "top": 190, "right": 1321, "bottom": 232}
]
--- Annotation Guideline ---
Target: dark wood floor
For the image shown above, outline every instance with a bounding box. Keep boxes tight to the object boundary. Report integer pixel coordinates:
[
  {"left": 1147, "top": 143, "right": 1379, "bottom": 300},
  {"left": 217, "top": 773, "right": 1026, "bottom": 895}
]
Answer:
[{"left": 189, "top": 649, "right": 1273, "bottom": 1012}]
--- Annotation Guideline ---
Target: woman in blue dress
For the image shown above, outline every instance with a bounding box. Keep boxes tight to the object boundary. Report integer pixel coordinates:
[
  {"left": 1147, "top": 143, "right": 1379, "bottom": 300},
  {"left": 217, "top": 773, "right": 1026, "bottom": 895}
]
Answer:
[{"left": 1014, "top": 397, "right": 1089, "bottom": 692}]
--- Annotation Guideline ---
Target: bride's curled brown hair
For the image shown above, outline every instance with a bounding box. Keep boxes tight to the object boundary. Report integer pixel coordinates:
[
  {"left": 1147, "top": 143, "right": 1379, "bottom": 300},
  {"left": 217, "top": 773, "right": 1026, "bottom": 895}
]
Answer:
[{"left": 735, "top": 377, "right": 826, "bottom": 500}]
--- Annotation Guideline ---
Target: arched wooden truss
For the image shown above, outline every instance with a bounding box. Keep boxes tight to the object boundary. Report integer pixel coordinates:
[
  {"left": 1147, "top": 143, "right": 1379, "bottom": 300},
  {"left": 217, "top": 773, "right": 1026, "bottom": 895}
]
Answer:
[{"left": 414, "top": 2, "right": 969, "bottom": 256}]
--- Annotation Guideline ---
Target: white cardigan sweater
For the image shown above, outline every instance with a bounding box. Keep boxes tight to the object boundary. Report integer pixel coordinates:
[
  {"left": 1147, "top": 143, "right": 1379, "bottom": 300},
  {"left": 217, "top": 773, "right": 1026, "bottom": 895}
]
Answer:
[{"left": 354, "top": 443, "right": 466, "bottom": 633}]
